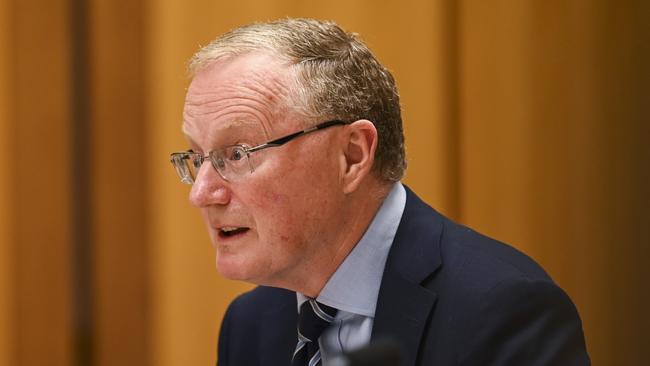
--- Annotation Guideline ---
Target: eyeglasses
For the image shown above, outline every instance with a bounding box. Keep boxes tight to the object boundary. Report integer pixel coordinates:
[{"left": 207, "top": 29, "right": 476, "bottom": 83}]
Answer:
[{"left": 170, "top": 119, "right": 349, "bottom": 184}]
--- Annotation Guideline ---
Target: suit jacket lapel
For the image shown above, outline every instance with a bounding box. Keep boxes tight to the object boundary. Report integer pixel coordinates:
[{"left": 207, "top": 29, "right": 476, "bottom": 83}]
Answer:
[
  {"left": 259, "top": 293, "right": 297, "bottom": 365},
  {"left": 372, "top": 187, "right": 443, "bottom": 366}
]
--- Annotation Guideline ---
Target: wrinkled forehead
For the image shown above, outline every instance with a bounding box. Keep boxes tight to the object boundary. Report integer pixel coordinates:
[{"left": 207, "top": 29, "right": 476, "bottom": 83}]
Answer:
[
  {"left": 182, "top": 52, "right": 300, "bottom": 144},
  {"left": 187, "top": 51, "right": 295, "bottom": 104}
]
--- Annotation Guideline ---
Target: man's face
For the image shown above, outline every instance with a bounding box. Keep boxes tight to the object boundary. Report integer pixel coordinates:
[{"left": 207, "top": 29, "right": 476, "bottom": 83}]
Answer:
[{"left": 182, "top": 52, "right": 347, "bottom": 289}]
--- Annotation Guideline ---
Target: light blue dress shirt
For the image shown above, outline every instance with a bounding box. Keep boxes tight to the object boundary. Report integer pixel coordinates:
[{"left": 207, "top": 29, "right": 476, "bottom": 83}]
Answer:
[{"left": 296, "top": 182, "right": 406, "bottom": 364}]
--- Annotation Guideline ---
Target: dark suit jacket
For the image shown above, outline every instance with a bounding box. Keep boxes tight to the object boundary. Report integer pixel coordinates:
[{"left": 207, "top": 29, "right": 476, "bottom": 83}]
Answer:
[{"left": 217, "top": 187, "right": 590, "bottom": 365}]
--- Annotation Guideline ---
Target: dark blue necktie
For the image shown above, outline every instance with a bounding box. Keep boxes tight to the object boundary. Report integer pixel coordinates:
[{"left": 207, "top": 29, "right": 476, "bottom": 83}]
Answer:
[{"left": 291, "top": 299, "right": 338, "bottom": 366}]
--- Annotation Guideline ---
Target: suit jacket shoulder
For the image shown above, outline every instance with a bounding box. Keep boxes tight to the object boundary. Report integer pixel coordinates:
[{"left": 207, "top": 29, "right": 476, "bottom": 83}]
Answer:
[{"left": 373, "top": 186, "right": 590, "bottom": 365}]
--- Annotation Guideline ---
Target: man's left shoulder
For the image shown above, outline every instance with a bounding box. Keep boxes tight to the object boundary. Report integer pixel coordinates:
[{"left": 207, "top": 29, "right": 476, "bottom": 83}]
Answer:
[
  {"left": 400, "top": 186, "right": 553, "bottom": 289},
  {"left": 396, "top": 189, "right": 590, "bottom": 364},
  {"left": 438, "top": 217, "right": 552, "bottom": 287}
]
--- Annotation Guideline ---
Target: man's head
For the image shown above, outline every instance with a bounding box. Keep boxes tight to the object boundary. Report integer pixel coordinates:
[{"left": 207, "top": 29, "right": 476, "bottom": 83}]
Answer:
[
  {"left": 189, "top": 18, "right": 405, "bottom": 181},
  {"left": 178, "top": 19, "right": 405, "bottom": 295}
]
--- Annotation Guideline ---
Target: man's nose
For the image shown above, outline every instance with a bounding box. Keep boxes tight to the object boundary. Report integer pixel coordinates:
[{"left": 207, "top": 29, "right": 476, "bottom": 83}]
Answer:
[{"left": 188, "top": 164, "right": 231, "bottom": 207}]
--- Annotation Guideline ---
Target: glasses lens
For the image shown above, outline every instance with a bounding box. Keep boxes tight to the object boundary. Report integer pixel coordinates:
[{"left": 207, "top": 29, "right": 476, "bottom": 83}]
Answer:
[
  {"left": 171, "top": 153, "right": 198, "bottom": 184},
  {"left": 209, "top": 146, "right": 251, "bottom": 181}
]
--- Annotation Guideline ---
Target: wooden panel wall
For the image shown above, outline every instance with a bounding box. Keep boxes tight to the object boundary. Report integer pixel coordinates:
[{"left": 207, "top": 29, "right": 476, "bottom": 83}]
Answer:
[
  {"left": 1, "top": 0, "right": 75, "bottom": 365},
  {"left": 0, "top": 0, "right": 13, "bottom": 364},
  {"left": 89, "top": 0, "right": 149, "bottom": 365}
]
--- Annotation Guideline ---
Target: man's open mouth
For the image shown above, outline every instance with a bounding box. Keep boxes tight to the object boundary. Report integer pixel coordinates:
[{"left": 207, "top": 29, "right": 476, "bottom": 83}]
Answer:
[{"left": 219, "top": 227, "right": 250, "bottom": 238}]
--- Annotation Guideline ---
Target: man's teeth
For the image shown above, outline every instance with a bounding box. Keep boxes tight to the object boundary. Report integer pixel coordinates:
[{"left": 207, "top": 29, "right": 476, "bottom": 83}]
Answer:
[{"left": 219, "top": 227, "right": 249, "bottom": 237}]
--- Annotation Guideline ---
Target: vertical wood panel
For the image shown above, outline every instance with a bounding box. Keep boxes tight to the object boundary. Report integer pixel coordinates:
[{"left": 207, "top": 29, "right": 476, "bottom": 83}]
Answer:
[
  {"left": 588, "top": 2, "right": 649, "bottom": 363},
  {"left": 12, "top": 0, "right": 74, "bottom": 364},
  {"left": 90, "top": 0, "right": 149, "bottom": 365},
  {"left": 0, "top": 0, "right": 15, "bottom": 363},
  {"left": 458, "top": 0, "right": 537, "bottom": 248}
]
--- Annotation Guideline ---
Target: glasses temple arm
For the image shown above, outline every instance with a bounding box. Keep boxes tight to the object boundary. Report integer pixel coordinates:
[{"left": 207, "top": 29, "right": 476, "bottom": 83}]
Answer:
[{"left": 247, "top": 120, "right": 348, "bottom": 153}]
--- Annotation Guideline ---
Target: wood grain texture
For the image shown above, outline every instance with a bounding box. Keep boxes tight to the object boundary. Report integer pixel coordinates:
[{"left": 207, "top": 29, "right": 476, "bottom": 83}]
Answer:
[
  {"left": 89, "top": 0, "right": 150, "bottom": 365},
  {"left": 10, "top": 0, "right": 74, "bottom": 365},
  {"left": 0, "top": 0, "right": 15, "bottom": 364}
]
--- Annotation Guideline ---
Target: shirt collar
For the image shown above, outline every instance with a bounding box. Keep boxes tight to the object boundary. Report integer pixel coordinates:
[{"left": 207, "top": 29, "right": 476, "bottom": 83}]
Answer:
[{"left": 297, "top": 182, "right": 406, "bottom": 317}]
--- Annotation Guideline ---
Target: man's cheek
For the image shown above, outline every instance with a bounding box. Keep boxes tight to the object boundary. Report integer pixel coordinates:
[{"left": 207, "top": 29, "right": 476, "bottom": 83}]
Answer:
[
  {"left": 201, "top": 214, "right": 216, "bottom": 242},
  {"left": 266, "top": 192, "right": 289, "bottom": 205},
  {"left": 246, "top": 181, "right": 284, "bottom": 206}
]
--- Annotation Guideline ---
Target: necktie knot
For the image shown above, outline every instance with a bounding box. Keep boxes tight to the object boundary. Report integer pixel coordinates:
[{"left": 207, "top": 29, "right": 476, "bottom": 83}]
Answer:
[
  {"left": 292, "top": 299, "right": 338, "bottom": 366},
  {"left": 298, "top": 299, "right": 337, "bottom": 341}
]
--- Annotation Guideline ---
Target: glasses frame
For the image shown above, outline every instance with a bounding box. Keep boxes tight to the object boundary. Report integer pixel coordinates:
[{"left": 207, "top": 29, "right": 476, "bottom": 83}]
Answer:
[{"left": 170, "top": 119, "right": 349, "bottom": 184}]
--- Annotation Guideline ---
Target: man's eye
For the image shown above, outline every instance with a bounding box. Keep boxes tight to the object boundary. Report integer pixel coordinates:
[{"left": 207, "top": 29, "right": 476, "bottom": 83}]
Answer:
[
  {"left": 230, "top": 148, "right": 245, "bottom": 161},
  {"left": 192, "top": 157, "right": 203, "bottom": 169}
]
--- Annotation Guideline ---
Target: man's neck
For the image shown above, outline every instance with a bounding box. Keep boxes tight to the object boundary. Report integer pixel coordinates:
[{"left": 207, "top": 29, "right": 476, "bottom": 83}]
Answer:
[{"left": 296, "top": 180, "right": 392, "bottom": 297}]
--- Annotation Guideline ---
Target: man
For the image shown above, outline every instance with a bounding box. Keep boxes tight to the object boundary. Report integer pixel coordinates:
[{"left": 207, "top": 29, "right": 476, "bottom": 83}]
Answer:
[{"left": 170, "top": 18, "right": 590, "bottom": 366}]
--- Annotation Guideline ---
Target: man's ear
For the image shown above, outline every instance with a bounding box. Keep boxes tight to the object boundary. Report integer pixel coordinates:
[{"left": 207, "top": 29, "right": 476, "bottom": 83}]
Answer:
[{"left": 339, "top": 120, "right": 378, "bottom": 194}]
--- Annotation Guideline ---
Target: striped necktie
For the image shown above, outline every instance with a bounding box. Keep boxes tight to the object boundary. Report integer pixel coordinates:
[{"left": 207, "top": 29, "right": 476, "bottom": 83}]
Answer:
[{"left": 291, "top": 299, "right": 338, "bottom": 366}]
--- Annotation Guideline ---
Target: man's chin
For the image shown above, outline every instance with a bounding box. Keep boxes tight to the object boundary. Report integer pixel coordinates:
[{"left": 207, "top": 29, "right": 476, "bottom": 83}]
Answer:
[{"left": 215, "top": 255, "right": 257, "bottom": 282}]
